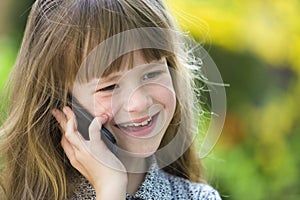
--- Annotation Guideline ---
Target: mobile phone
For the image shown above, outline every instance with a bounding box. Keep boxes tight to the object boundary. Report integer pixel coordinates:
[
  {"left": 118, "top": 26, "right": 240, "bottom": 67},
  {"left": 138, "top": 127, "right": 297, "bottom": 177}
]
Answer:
[{"left": 69, "top": 96, "right": 118, "bottom": 156}]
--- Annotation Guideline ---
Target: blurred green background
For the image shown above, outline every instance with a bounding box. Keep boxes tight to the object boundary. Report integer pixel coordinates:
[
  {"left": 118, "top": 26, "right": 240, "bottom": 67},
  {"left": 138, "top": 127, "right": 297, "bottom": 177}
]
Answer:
[{"left": 0, "top": 0, "right": 299, "bottom": 199}]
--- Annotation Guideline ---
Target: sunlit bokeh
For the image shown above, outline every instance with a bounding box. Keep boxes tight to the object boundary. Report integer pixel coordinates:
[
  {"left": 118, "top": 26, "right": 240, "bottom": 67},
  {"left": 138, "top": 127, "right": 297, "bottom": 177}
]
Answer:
[{"left": 165, "top": 0, "right": 300, "bottom": 199}]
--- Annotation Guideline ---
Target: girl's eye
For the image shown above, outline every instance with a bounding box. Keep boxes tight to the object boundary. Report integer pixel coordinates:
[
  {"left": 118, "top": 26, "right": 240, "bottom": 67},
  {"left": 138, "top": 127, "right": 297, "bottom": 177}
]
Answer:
[
  {"left": 142, "top": 71, "right": 162, "bottom": 80},
  {"left": 97, "top": 84, "right": 119, "bottom": 92}
]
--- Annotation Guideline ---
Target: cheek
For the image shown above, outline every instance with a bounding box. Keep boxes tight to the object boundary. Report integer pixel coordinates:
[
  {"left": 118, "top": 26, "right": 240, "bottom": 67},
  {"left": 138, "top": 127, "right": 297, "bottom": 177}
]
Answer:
[
  {"left": 152, "top": 85, "right": 176, "bottom": 111},
  {"left": 93, "top": 95, "right": 114, "bottom": 118}
]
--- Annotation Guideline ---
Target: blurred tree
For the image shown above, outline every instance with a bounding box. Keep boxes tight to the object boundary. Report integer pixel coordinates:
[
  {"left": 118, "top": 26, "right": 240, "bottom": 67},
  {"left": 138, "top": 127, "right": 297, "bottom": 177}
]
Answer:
[
  {"left": 0, "top": 1, "right": 11, "bottom": 36},
  {"left": 165, "top": 0, "right": 300, "bottom": 199},
  {"left": 0, "top": 0, "right": 35, "bottom": 123},
  {"left": 166, "top": 0, "right": 300, "bottom": 72},
  {"left": 5, "top": 0, "right": 35, "bottom": 41}
]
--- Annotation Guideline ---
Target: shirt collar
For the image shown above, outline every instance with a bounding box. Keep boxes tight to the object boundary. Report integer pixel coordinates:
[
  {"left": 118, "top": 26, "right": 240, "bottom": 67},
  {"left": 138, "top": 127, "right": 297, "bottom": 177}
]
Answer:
[
  {"left": 126, "top": 157, "right": 172, "bottom": 200},
  {"left": 71, "top": 157, "right": 173, "bottom": 200}
]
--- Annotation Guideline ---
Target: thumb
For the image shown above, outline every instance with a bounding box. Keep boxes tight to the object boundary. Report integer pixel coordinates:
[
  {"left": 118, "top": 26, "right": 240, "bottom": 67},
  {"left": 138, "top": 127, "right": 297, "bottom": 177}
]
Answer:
[{"left": 88, "top": 115, "right": 108, "bottom": 142}]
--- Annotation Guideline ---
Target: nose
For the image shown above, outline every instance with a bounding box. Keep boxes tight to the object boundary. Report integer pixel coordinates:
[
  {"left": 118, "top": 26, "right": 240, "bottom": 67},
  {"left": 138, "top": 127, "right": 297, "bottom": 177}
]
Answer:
[{"left": 124, "top": 87, "right": 153, "bottom": 113}]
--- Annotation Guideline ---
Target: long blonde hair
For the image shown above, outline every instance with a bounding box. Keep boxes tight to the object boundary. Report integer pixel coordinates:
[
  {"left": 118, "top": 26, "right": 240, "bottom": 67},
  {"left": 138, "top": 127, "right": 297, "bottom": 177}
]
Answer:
[{"left": 0, "top": 0, "right": 203, "bottom": 199}]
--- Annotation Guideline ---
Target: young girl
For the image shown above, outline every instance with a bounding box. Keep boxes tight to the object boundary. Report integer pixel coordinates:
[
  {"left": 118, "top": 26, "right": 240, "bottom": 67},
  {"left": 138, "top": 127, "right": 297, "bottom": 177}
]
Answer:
[{"left": 0, "top": 0, "right": 221, "bottom": 199}]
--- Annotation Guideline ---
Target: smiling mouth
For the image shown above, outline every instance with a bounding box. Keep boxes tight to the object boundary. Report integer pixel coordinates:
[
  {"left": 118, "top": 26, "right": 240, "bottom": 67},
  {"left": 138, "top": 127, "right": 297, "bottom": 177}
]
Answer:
[
  {"left": 118, "top": 117, "right": 152, "bottom": 130},
  {"left": 115, "top": 112, "right": 159, "bottom": 137}
]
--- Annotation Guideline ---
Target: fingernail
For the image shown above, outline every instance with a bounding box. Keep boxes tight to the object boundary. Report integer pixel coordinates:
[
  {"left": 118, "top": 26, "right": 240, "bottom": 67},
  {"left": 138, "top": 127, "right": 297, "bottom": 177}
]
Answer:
[
  {"left": 101, "top": 115, "right": 108, "bottom": 123},
  {"left": 51, "top": 109, "right": 57, "bottom": 116},
  {"left": 63, "top": 107, "right": 68, "bottom": 114}
]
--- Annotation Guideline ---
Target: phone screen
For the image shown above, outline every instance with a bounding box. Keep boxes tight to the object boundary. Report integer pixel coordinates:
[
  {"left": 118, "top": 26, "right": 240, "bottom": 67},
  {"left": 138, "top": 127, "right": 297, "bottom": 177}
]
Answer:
[{"left": 69, "top": 95, "right": 118, "bottom": 156}]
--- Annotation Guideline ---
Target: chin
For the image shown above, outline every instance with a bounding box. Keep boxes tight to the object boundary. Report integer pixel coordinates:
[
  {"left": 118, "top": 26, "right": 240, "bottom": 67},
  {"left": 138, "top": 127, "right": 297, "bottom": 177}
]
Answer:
[{"left": 121, "top": 144, "right": 159, "bottom": 158}]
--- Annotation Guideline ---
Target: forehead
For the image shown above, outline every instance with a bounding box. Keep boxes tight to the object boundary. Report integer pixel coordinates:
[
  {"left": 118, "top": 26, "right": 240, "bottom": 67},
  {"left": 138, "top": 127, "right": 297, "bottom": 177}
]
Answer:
[
  {"left": 115, "top": 50, "right": 158, "bottom": 69},
  {"left": 75, "top": 54, "right": 167, "bottom": 92},
  {"left": 103, "top": 57, "right": 167, "bottom": 81},
  {"left": 76, "top": 43, "right": 172, "bottom": 84},
  {"left": 101, "top": 49, "right": 167, "bottom": 78},
  {"left": 103, "top": 51, "right": 167, "bottom": 82}
]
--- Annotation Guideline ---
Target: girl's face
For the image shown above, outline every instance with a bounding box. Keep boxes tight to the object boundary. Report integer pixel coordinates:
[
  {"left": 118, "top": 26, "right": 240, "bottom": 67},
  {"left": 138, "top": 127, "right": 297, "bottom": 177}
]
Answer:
[{"left": 72, "top": 51, "right": 176, "bottom": 157}]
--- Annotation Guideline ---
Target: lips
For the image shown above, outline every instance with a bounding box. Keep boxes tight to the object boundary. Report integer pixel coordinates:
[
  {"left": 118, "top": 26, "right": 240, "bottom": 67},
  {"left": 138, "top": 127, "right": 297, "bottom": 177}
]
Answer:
[
  {"left": 119, "top": 117, "right": 152, "bottom": 129},
  {"left": 115, "top": 112, "right": 160, "bottom": 137}
]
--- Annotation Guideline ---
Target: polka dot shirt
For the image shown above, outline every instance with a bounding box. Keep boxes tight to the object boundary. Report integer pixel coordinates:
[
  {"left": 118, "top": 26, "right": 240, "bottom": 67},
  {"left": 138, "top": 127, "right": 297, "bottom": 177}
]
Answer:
[{"left": 69, "top": 161, "right": 221, "bottom": 200}]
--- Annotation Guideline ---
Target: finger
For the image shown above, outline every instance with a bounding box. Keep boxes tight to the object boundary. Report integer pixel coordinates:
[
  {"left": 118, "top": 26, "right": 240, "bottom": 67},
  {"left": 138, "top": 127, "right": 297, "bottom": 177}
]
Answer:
[
  {"left": 89, "top": 115, "right": 108, "bottom": 143},
  {"left": 63, "top": 106, "right": 78, "bottom": 130},
  {"left": 61, "top": 136, "right": 75, "bottom": 159},
  {"left": 61, "top": 136, "right": 88, "bottom": 175},
  {"left": 51, "top": 109, "right": 67, "bottom": 132},
  {"left": 63, "top": 106, "right": 85, "bottom": 149}
]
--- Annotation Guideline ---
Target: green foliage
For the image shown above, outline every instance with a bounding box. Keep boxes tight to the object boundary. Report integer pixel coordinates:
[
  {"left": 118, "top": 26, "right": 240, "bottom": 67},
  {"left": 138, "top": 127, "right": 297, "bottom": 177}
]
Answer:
[
  {"left": 0, "top": 37, "right": 17, "bottom": 124},
  {"left": 165, "top": 0, "right": 300, "bottom": 199},
  {"left": 0, "top": 38, "right": 16, "bottom": 91}
]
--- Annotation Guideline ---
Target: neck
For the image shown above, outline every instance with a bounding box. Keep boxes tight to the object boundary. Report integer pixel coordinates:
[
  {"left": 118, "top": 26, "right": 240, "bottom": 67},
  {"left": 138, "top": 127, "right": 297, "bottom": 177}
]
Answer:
[
  {"left": 126, "top": 172, "right": 146, "bottom": 195},
  {"left": 119, "top": 156, "right": 152, "bottom": 195}
]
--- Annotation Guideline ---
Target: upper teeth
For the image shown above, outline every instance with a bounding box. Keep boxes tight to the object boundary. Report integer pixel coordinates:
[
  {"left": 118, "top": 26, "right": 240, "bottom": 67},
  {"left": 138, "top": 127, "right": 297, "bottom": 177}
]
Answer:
[{"left": 120, "top": 117, "right": 152, "bottom": 128}]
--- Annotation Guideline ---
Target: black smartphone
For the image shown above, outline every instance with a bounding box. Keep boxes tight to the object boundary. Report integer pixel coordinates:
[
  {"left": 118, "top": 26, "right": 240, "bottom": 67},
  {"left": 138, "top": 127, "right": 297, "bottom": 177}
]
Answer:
[{"left": 69, "top": 95, "right": 118, "bottom": 156}]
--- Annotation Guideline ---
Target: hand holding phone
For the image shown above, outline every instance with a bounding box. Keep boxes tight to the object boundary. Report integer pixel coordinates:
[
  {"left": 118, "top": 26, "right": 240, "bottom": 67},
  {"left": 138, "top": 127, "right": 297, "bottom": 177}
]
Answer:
[
  {"left": 52, "top": 103, "right": 126, "bottom": 195},
  {"left": 69, "top": 96, "right": 118, "bottom": 157}
]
